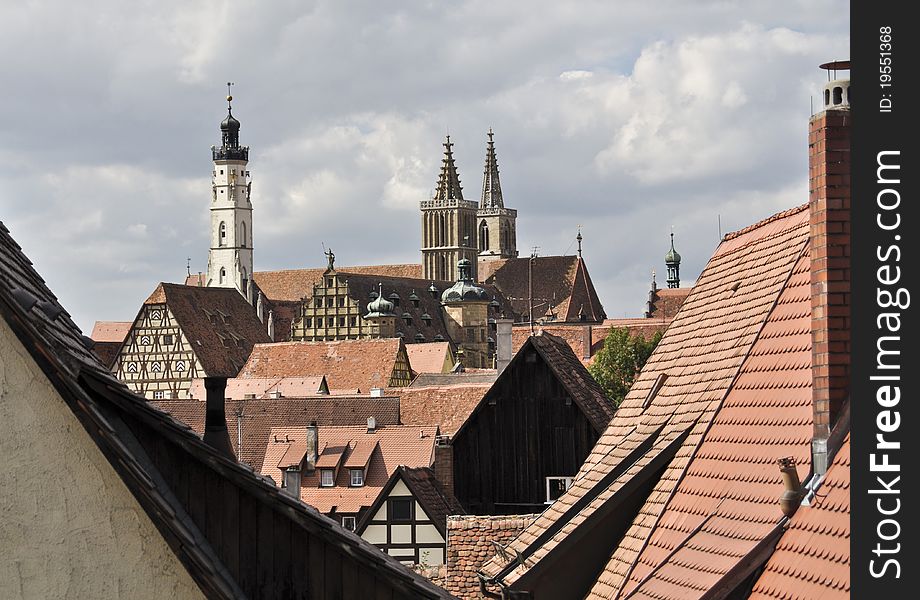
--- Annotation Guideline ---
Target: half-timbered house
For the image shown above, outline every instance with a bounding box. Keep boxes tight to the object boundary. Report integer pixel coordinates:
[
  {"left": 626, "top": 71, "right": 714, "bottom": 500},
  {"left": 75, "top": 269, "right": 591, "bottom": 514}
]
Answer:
[
  {"left": 358, "top": 466, "right": 465, "bottom": 567},
  {"left": 113, "top": 282, "right": 270, "bottom": 400}
]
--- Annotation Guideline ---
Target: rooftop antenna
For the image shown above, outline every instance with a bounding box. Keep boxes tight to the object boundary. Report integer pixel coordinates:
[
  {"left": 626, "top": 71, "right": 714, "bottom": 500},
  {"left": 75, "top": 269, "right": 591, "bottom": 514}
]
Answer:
[{"left": 528, "top": 246, "right": 540, "bottom": 335}]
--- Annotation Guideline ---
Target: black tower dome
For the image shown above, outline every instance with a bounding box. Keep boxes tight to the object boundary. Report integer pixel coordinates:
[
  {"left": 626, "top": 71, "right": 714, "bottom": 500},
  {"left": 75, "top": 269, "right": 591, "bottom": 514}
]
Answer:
[{"left": 213, "top": 83, "right": 249, "bottom": 161}]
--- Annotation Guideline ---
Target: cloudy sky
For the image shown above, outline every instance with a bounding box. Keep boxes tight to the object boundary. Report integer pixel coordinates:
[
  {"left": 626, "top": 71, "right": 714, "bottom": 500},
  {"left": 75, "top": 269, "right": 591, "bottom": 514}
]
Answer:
[{"left": 1, "top": 1, "right": 848, "bottom": 333}]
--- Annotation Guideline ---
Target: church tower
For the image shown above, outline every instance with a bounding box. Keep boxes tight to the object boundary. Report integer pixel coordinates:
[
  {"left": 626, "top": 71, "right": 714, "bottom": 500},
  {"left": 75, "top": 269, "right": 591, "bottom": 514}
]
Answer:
[
  {"left": 207, "top": 84, "right": 253, "bottom": 301},
  {"left": 477, "top": 129, "right": 517, "bottom": 261},
  {"left": 665, "top": 232, "right": 681, "bottom": 288},
  {"left": 421, "top": 136, "right": 479, "bottom": 282}
]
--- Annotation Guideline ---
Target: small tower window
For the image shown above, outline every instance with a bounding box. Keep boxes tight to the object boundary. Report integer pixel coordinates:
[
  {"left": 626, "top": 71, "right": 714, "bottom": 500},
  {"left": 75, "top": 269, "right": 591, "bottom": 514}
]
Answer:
[
  {"left": 240, "top": 222, "right": 247, "bottom": 248},
  {"left": 479, "top": 220, "right": 489, "bottom": 251},
  {"left": 833, "top": 86, "right": 843, "bottom": 105},
  {"left": 219, "top": 222, "right": 227, "bottom": 246},
  {"left": 219, "top": 267, "right": 226, "bottom": 284}
]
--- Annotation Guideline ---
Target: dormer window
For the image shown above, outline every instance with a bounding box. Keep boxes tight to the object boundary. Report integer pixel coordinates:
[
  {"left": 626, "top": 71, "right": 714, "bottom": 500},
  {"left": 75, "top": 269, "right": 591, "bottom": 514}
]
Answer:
[
  {"left": 349, "top": 469, "right": 364, "bottom": 487},
  {"left": 320, "top": 469, "right": 334, "bottom": 487}
]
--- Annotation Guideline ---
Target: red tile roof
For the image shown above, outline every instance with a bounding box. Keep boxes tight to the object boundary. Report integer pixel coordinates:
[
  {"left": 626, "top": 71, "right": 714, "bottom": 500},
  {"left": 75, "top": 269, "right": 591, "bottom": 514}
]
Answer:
[
  {"left": 480, "top": 255, "right": 606, "bottom": 322},
  {"left": 141, "top": 282, "right": 271, "bottom": 377},
  {"left": 603, "top": 249, "right": 814, "bottom": 599},
  {"left": 479, "top": 205, "right": 811, "bottom": 594},
  {"left": 251, "top": 264, "right": 424, "bottom": 301},
  {"left": 646, "top": 288, "right": 691, "bottom": 319},
  {"left": 260, "top": 425, "right": 438, "bottom": 514},
  {"left": 511, "top": 319, "right": 670, "bottom": 365},
  {"left": 395, "top": 384, "right": 490, "bottom": 436},
  {"left": 239, "top": 338, "right": 407, "bottom": 391},
  {"left": 406, "top": 342, "right": 454, "bottom": 374},
  {"left": 188, "top": 376, "right": 328, "bottom": 400},
  {"left": 90, "top": 320, "right": 132, "bottom": 342},
  {"left": 749, "top": 435, "right": 850, "bottom": 600},
  {"left": 151, "top": 395, "right": 401, "bottom": 468}
]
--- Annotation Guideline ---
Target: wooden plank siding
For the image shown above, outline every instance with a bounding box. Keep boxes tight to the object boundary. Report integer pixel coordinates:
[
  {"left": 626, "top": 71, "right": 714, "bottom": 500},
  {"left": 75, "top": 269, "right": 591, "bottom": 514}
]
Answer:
[
  {"left": 123, "top": 412, "right": 440, "bottom": 599},
  {"left": 452, "top": 348, "right": 600, "bottom": 514}
]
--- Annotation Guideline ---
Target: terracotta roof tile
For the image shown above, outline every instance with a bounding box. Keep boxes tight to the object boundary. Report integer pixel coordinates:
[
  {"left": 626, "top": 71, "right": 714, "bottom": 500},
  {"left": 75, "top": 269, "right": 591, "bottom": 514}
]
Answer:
[
  {"left": 251, "top": 264, "right": 423, "bottom": 301},
  {"left": 646, "top": 288, "right": 691, "bottom": 319},
  {"left": 261, "top": 425, "right": 438, "bottom": 515},
  {"left": 479, "top": 205, "right": 811, "bottom": 595},
  {"left": 188, "top": 376, "right": 328, "bottom": 399},
  {"left": 445, "top": 515, "right": 539, "bottom": 598},
  {"left": 611, "top": 249, "right": 814, "bottom": 599},
  {"left": 395, "top": 384, "right": 490, "bottom": 436},
  {"left": 239, "top": 338, "right": 406, "bottom": 391},
  {"left": 90, "top": 320, "right": 132, "bottom": 342},
  {"left": 481, "top": 255, "right": 606, "bottom": 322},
  {"left": 406, "top": 342, "right": 453, "bottom": 374},
  {"left": 142, "top": 282, "right": 271, "bottom": 377},
  {"left": 151, "top": 395, "right": 400, "bottom": 468},
  {"left": 748, "top": 435, "right": 850, "bottom": 600}
]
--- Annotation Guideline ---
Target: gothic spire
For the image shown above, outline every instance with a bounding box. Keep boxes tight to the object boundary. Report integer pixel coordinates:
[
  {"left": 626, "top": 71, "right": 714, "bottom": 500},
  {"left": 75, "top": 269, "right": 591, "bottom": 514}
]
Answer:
[
  {"left": 433, "top": 135, "right": 464, "bottom": 201},
  {"left": 480, "top": 128, "right": 504, "bottom": 208}
]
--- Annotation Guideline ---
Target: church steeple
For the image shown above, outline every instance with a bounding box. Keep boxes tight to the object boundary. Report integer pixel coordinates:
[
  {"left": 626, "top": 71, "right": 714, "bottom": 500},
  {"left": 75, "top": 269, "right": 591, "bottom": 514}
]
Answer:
[
  {"left": 475, "top": 129, "right": 517, "bottom": 261},
  {"left": 480, "top": 129, "right": 504, "bottom": 209},
  {"left": 421, "top": 136, "right": 479, "bottom": 282},
  {"left": 434, "top": 136, "right": 464, "bottom": 201},
  {"left": 665, "top": 232, "right": 681, "bottom": 288},
  {"left": 207, "top": 83, "right": 254, "bottom": 302}
]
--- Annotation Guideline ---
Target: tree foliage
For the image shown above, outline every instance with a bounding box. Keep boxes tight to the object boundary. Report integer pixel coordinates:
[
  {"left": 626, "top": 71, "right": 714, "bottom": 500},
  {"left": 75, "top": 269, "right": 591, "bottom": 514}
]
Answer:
[{"left": 588, "top": 326, "right": 663, "bottom": 407}]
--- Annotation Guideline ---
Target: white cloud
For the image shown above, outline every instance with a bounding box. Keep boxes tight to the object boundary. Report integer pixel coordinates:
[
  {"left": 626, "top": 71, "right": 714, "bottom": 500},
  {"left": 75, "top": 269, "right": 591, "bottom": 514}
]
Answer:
[{"left": 0, "top": 1, "right": 848, "bottom": 332}]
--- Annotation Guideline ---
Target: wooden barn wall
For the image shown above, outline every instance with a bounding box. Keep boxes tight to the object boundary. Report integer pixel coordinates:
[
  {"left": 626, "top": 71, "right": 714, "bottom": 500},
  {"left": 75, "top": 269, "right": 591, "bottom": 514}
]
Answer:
[{"left": 452, "top": 352, "right": 599, "bottom": 514}]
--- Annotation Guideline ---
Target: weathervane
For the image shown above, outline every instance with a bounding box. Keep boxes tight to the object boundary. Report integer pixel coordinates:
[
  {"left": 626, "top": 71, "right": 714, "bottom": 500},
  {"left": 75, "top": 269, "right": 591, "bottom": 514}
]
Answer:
[{"left": 226, "top": 81, "right": 234, "bottom": 111}]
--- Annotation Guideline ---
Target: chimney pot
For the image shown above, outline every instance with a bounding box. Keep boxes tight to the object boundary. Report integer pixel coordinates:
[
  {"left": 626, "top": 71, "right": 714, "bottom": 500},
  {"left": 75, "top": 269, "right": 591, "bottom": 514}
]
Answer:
[
  {"left": 202, "top": 377, "right": 235, "bottom": 460},
  {"left": 778, "top": 457, "right": 803, "bottom": 518},
  {"left": 367, "top": 416, "right": 377, "bottom": 433}
]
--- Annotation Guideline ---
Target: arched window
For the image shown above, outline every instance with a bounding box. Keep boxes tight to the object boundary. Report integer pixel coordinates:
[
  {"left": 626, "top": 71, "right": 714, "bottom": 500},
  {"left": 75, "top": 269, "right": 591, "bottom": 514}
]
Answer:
[
  {"left": 479, "top": 220, "right": 489, "bottom": 251},
  {"left": 219, "top": 222, "right": 227, "bottom": 247},
  {"left": 833, "top": 86, "right": 843, "bottom": 105},
  {"left": 240, "top": 221, "right": 247, "bottom": 248},
  {"left": 824, "top": 89, "right": 830, "bottom": 107},
  {"left": 219, "top": 267, "right": 226, "bottom": 284}
]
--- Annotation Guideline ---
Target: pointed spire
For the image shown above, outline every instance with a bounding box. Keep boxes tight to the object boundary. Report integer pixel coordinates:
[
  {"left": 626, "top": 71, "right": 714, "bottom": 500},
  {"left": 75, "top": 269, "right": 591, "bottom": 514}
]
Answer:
[
  {"left": 434, "top": 135, "right": 464, "bottom": 201},
  {"left": 665, "top": 231, "right": 681, "bottom": 288},
  {"left": 480, "top": 128, "right": 504, "bottom": 208}
]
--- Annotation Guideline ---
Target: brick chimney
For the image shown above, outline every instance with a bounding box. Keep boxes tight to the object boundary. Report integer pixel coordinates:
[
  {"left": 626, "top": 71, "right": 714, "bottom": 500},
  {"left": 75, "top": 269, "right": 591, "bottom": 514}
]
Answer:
[
  {"left": 809, "top": 61, "right": 851, "bottom": 475},
  {"left": 203, "top": 377, "right": 235, "bottom": 459}
]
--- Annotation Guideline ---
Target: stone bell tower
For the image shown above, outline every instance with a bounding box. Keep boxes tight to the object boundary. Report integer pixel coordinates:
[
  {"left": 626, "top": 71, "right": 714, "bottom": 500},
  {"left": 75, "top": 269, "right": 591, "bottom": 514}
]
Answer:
[
  {"left": 207, "top": 83, "right": 254, "bottom": 302},
  {"left": 421, "top": 136, "right": 479, "bottom": 282}
]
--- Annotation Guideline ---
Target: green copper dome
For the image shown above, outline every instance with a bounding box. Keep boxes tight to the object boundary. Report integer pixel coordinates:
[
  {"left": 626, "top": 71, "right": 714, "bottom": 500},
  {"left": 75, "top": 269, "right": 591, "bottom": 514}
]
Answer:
[
  {"left": 665, "top": 233, "right": 681, "bottom": 265},
  {"left": 441, "top": 258, "right": 489, "bottom": 303},
  {"left": 365, "top": 284, "right": 395, "bottom": 317}
]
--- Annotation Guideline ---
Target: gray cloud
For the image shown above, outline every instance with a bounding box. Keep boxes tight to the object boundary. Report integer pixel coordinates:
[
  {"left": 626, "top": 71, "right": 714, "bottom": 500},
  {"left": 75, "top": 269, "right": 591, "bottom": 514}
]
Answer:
[{"left": 0, "top": 1, "right": 848, "bottom": 331}]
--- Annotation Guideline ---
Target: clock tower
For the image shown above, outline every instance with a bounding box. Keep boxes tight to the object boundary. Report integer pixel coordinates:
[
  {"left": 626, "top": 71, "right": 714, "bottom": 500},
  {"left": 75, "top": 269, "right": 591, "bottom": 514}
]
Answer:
[{"left": 206, "top": 84, "right": 254, "bottom": 302}]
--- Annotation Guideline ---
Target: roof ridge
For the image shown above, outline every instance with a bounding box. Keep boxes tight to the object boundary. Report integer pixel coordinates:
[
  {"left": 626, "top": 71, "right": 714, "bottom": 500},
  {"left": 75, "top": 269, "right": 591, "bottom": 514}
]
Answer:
[{"left": 722, "top": 203, "right": 808, "bottom": 241}]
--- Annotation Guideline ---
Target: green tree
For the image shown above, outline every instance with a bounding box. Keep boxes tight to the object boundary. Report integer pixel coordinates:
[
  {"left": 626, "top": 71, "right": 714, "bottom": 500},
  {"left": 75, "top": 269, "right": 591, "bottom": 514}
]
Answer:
[{"left": 588, "top": 327, "right": 663, "bottom": 407}]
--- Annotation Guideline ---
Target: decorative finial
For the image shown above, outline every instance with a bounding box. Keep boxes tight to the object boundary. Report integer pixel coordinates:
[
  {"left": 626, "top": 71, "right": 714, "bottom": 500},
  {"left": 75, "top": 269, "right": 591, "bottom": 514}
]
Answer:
[
  {"left": 226, "top": 82, "right": 234, "bottom": 108},
  {"left": 488, "top": 127, "right": 494, "bottom": 142},
  {"left": 186, "top": 257, "right": 191, "bottom": 278},
  {"left": 576, "top": 226, "right": 583, "bottom": 258}
]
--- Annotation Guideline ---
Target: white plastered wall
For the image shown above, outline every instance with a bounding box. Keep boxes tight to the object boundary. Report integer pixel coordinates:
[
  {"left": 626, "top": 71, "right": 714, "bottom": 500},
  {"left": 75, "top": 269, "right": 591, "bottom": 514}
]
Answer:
[{"left": 0, "top": 317, "right": 204, "bottom": 600}]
